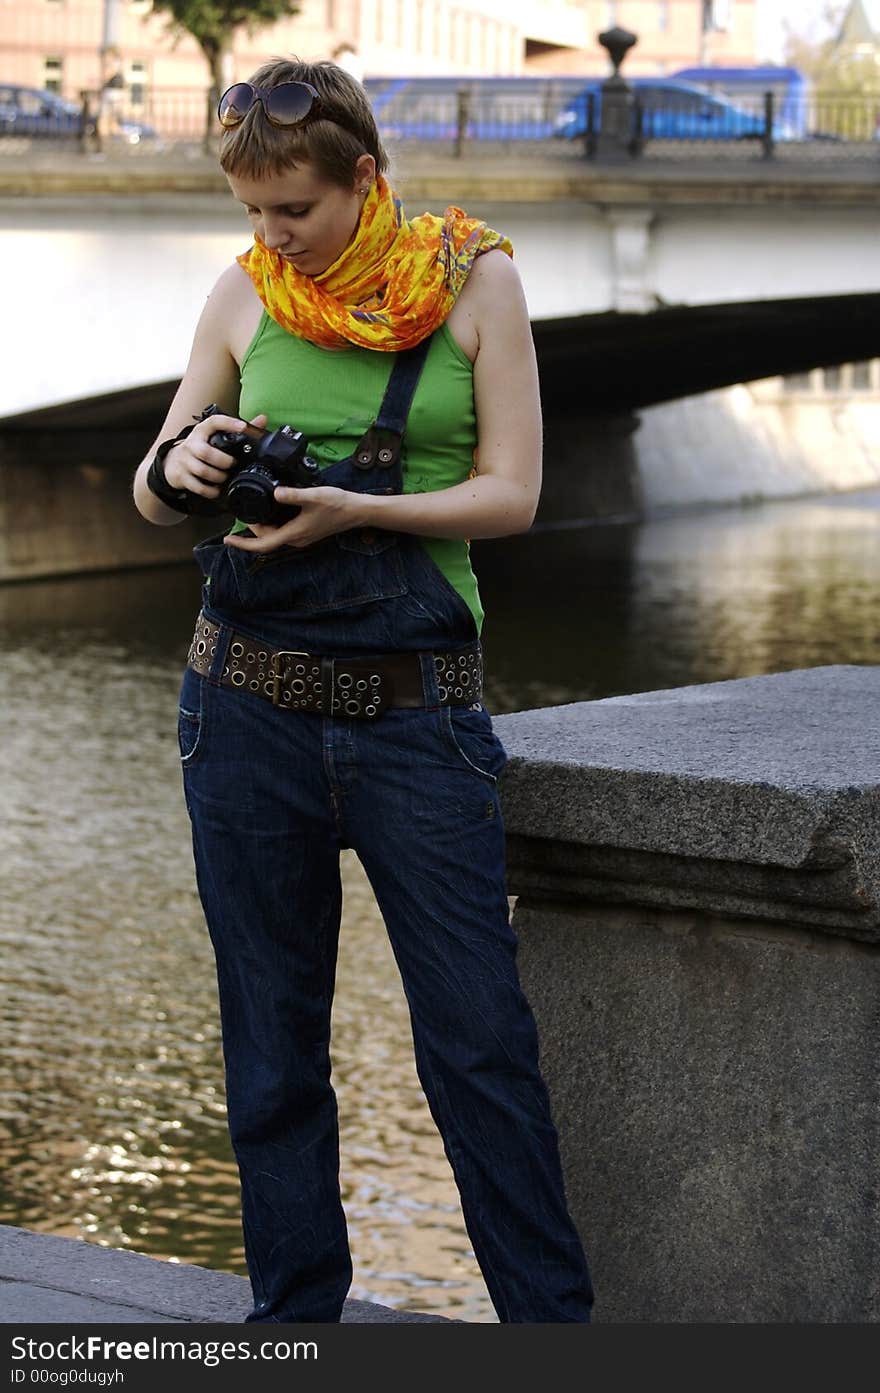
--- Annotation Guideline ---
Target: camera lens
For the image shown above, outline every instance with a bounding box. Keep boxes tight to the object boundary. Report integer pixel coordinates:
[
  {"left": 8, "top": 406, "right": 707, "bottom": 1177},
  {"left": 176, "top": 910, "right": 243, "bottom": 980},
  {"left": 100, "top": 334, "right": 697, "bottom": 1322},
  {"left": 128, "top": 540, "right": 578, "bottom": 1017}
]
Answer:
[{"left": 225, "top": 473, "right": 279, "bottom": 524}]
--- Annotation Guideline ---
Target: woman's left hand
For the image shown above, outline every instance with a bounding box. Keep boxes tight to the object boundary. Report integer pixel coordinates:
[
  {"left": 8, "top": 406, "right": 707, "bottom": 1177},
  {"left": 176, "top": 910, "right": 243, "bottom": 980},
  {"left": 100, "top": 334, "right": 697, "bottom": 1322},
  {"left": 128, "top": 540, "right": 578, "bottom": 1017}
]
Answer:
[{"left": 223, "top": 485, "right": 366, "bottom": 552}]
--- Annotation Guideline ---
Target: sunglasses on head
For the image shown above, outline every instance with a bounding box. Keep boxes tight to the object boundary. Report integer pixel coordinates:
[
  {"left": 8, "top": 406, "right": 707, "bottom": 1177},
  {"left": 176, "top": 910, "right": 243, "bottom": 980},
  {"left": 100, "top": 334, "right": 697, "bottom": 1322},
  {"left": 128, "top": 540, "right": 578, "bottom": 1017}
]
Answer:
[{"left": 217, "top": 81, "right": 324, "bottom": 130}]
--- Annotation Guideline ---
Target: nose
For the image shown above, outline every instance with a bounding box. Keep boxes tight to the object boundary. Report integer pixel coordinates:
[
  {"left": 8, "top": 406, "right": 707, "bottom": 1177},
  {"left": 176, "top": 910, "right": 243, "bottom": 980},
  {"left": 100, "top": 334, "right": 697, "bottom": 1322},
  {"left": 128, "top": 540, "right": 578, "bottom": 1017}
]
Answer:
[{"left": 261, "top": 212, "right": 292, "bottom": 250}]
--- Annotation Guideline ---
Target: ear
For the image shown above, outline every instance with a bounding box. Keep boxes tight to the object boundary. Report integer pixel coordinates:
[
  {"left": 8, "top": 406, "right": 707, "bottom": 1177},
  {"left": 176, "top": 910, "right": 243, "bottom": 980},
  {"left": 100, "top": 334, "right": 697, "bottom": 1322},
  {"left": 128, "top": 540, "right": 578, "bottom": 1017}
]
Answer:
[{"left": 354, "top": 152, "right": 376, "bottom": 190}]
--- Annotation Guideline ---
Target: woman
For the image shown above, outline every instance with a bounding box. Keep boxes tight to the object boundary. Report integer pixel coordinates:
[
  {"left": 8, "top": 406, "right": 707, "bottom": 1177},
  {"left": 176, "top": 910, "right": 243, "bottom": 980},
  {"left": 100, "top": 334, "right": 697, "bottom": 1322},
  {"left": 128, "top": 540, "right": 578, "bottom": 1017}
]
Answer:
[{"left": 133, "top": 57, "right": 593, "bottom": 1324}]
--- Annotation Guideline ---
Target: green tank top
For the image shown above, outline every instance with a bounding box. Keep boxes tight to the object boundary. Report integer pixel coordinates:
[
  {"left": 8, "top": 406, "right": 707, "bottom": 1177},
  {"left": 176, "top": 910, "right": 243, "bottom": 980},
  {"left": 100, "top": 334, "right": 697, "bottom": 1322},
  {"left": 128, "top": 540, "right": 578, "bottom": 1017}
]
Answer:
[{"left": 237, "top": 313, "right": 484, "bottom": 634}]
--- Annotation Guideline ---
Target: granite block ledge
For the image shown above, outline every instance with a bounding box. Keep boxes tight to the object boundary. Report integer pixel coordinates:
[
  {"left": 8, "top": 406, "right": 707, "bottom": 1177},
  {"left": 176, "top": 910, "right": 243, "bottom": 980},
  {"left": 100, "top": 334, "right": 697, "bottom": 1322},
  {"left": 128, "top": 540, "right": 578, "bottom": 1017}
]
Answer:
[{"left": 493, "top": 666, "right": 880, "bottom": 940}]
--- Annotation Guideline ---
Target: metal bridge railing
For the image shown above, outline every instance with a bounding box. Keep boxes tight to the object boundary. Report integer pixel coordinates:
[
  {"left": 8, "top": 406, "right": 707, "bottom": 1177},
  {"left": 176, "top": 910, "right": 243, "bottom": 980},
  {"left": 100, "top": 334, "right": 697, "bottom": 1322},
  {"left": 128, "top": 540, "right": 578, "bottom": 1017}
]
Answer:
[{"left": 2, "top": 86, "right": 879, "bottom": 166}]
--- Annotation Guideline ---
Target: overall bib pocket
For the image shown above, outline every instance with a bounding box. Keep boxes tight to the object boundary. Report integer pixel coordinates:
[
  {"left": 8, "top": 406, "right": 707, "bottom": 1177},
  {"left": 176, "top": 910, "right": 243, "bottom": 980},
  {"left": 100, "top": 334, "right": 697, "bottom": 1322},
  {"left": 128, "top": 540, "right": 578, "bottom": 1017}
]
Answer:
[{"left": 201, "top": 532, "right": 409, "bottom": 616}]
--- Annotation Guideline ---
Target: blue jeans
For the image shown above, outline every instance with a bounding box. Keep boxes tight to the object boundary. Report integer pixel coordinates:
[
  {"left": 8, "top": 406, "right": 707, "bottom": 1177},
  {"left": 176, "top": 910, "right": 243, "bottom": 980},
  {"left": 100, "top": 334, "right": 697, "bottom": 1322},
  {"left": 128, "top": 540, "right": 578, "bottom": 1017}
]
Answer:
[{"left": 179, "top": 660, "right": 594, "bottom": 1322}]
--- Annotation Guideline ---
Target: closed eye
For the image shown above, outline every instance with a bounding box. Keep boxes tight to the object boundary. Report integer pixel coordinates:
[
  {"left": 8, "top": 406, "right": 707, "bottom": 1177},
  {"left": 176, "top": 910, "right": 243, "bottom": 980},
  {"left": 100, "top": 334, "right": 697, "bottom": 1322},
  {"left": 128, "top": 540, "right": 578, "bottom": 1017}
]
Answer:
[{"left": 245, "top": 205, "right": 309, "bottom": 217}]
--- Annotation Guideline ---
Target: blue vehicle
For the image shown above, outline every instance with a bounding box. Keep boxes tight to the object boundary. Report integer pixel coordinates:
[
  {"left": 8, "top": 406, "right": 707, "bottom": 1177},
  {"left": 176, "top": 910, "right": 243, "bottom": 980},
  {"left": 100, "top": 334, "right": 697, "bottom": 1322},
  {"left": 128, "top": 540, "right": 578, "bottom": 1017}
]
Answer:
[
  {"left": 0, "top": 84, "right": 158, "bottom": 143},
  {"left": 671, "top": 66, "right": 808, "bottom": 138},
  {"left": 365, "top": 75, "right": 586, "bottom": 141},
  {"left": 552, "top": 77, "right": 788, "bottom": 143}
]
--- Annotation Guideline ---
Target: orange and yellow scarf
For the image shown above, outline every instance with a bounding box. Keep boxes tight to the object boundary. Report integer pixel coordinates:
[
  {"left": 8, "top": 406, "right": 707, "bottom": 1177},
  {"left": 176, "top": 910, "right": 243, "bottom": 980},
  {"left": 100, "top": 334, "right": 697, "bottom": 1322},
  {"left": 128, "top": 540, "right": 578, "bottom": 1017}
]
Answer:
[{"left": 237, "top": 173, "right": 513, "bottom": 352}]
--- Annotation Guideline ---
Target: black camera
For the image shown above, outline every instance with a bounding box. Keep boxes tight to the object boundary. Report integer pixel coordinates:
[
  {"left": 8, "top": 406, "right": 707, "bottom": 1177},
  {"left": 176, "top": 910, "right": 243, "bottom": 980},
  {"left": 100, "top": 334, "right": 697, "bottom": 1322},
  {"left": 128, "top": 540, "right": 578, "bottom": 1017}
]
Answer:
[{"left": 206, "top": 408, "right": 321, "bottom": 525}]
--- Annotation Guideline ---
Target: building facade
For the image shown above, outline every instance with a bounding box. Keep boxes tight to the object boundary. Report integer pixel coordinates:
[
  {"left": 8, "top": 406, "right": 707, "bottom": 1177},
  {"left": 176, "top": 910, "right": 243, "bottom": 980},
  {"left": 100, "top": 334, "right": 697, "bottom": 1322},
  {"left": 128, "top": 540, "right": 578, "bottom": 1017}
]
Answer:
[
  {"left": 0, "top": 0, "right": 759, "bottom": 105},
  {"left": 835, "top": 0, "right": 880, "bottom": 51}
]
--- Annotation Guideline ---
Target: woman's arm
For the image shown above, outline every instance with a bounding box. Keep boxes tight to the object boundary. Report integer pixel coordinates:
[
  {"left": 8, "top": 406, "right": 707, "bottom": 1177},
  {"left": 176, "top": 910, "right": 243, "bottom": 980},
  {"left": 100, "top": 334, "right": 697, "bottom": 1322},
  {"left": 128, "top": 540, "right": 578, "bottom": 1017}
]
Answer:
[
  {"left": 132, "top": 264, "right": 256, "bottom": 526},
  {"left": 225, "top": 251, "right": 541, "bottom": 553}
]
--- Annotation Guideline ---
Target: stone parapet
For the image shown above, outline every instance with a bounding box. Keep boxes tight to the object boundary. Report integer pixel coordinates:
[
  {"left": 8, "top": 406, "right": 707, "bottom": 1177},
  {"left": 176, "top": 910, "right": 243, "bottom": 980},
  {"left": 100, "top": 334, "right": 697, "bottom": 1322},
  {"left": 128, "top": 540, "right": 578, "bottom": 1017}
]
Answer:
[
  {"left": 2, "top": 147, "right": 880, "bottom": 207},
  {"left": 497, "top": 667, "right": 880, "bottom": 938},
  {"left": 494, "top": 667, "right": 880, "bottom": 1322}
]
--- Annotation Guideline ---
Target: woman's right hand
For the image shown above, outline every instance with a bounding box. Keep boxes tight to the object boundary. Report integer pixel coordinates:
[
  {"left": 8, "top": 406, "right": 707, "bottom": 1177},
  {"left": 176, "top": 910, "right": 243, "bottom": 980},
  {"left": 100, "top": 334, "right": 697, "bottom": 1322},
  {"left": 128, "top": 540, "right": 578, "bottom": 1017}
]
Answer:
[{"left": 164, "top": 413, "right": 268, "bottom": 499}]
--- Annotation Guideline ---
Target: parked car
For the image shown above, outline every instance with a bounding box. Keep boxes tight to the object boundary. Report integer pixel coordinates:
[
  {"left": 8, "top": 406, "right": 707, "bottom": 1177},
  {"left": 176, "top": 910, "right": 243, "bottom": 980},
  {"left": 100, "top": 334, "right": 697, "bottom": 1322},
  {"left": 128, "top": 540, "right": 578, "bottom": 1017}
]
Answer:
[
  {"left": 365, "top": 75, "right": 586, "bottom": 141},
  {"left": 552, "top": 78, "right": 791, "bottom": 142},
  {"left": 0, "top": 84, "right": 158, "bottom": 144}
]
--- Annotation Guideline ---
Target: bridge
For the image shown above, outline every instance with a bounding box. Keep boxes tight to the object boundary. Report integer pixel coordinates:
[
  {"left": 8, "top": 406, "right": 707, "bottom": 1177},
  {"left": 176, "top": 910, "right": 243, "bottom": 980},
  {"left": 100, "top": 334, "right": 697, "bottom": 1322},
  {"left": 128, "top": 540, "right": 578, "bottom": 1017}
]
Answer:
[
  {"left": 2, "top": 152, "right": 880, "bottom": 426},
  {"left": 2, "top": 151, "right": 880, "bottom": 581}
]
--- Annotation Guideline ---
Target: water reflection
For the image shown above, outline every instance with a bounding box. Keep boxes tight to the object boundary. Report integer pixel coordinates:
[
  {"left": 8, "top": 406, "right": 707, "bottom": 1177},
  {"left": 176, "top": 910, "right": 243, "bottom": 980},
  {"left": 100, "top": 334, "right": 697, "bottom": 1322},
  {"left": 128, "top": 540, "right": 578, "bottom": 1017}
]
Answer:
[
  {"left": 2, "top": 488, "right": 880, "bottom": 1322},
  {"left": 476, "top": 490, "right": 880, "bottom": 708}
]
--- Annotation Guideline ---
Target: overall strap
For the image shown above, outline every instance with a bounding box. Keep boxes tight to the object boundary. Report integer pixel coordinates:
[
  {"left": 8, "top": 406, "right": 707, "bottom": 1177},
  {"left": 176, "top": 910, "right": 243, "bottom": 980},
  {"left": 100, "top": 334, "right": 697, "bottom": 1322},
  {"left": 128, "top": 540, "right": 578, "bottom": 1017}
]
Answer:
[{"left": 354, "top": 334, "right": 433, "bottom": 472}]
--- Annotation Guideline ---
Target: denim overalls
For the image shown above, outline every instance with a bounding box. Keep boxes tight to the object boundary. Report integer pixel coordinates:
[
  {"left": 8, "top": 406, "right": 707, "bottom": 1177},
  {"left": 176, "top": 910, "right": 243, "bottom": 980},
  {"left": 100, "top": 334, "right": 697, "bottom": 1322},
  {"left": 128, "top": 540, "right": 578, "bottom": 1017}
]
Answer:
[{"left": 177, "top": 337, "right": 594, "bottom": 1323}]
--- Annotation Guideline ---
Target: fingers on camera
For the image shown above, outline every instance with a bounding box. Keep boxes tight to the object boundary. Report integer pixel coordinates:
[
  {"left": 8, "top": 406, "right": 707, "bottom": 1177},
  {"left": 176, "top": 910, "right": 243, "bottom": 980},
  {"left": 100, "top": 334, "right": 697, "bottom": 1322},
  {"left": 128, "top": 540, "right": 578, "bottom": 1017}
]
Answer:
[{"left": 204, "top": 444, "right": 236, "bottom": 470}]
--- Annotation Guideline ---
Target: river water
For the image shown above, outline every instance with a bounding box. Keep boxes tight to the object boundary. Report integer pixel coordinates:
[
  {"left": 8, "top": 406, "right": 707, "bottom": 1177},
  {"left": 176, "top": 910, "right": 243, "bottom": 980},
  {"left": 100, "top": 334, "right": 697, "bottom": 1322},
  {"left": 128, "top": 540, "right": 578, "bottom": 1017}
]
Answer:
[{"left": 2, "top": 486, "right": 880, "bottom": 1322}]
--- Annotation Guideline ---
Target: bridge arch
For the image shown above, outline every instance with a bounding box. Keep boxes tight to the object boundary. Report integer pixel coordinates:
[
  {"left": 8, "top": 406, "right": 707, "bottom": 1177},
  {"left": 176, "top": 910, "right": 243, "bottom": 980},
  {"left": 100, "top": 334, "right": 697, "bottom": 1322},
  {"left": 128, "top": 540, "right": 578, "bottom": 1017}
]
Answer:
[{"left": 6, "top": 294, "right": 880, "bottom": 430}]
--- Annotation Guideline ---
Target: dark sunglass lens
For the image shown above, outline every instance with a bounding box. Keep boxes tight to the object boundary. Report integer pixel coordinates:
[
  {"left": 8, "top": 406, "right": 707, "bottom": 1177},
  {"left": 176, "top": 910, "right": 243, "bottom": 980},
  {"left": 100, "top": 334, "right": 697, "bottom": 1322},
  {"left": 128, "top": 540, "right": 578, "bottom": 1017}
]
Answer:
[
  {"left": 218, "top": 84, "right": 255, "bottom": 126},
  {"left": 265, "top": 83, "right": 318, "bottom": 126}
]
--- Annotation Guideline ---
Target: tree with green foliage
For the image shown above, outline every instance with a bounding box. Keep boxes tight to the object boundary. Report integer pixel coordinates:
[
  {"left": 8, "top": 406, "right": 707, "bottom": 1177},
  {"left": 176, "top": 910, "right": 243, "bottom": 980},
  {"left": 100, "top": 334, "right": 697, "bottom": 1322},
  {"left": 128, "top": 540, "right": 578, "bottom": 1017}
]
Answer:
[
  {"left": 785, "top": 1, "right": 880, "bottom": 139},
  {"left": 150, "top": 1, "right": 303, "bottom": 147}
]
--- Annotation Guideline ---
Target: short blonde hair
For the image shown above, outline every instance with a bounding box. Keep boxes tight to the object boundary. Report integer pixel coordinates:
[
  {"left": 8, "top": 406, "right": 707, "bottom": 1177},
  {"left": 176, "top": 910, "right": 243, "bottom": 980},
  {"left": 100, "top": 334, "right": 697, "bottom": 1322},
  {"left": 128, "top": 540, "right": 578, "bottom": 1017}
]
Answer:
[{"left": 219, "top": 57, "right": 388, "bottom": 187}]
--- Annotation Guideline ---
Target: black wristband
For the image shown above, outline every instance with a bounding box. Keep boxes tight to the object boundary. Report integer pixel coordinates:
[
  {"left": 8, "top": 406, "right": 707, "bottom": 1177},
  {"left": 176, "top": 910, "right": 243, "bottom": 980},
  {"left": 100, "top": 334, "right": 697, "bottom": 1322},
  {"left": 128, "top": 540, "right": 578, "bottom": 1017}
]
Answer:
[
  {"left": 146, "top": 432, "right": 194, "bottom": 512},
  {"left": 145, "top": 423, "right": 226, "bottom": 517}
]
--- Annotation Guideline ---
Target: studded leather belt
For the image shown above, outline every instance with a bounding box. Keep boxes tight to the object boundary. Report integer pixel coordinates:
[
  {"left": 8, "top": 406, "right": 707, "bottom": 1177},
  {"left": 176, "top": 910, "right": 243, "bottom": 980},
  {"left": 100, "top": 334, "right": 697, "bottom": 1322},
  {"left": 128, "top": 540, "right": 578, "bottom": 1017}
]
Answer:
[{"left": 187, "top": 613, "right": 483, "bottom": 720}]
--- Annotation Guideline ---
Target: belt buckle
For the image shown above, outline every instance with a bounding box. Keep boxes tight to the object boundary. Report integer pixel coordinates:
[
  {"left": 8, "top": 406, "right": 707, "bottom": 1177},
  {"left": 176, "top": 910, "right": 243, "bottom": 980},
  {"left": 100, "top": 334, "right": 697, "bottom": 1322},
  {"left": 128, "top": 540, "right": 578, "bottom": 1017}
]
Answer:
[{"left": 270, "top": 650, "right": 311, "bottom": 707}]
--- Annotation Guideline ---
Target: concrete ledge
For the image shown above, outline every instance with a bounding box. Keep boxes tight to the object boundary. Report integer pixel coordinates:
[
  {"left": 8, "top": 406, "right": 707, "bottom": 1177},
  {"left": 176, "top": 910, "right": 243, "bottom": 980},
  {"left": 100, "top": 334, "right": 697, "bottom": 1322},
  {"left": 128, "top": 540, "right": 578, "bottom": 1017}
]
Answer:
[
  {"left": 2, "top": 150, "right": 880, "bottom": 206},
  {"left": 496, "top": 666, "right": 880, "bottom": 1321},
  {"left": 495, "top": 666, "right": 880, "bottom": 939},
  {"left": 0, "top": 1227, "right": 454, "bottom": 1324}
]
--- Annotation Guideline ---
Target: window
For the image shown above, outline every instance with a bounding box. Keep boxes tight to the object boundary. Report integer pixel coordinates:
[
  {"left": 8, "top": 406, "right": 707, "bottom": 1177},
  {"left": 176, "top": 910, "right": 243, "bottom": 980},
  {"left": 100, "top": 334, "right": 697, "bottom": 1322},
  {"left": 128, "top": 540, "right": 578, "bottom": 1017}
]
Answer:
[
  {"left": 43, "top": 56, "right": 63, "bottom": 93},
  {"left": 642, "top": 85, "right": 710, "bottom": 110},
  {"left": 466, "top": 12, "right": 476, "bottom": 66},
  {"left": 657, "top": 0, "right": 669, "bottom": 31},
  {"left": 783, "top": 372, "right": 812, "bottom": 393},
  {"left": 455, "top": 10, "right": 466, "bottom": 64},
  {"left": 678, "top": 91, "right": 714, "bottom": 113},
  {"left": 16, "top": 91, "right": 45, "bottom": 116},
  {"left": 823, "top": 365, "right": 843, "bottom": 392},
  {"left": 128, "top": 61, "right": 147, "bottom": 106},
  {"left": 703, "top": 1, "right": 732, "bottom": 32},
  {"left": 852, "top": 360, "right": 873, "bottom": 390}
]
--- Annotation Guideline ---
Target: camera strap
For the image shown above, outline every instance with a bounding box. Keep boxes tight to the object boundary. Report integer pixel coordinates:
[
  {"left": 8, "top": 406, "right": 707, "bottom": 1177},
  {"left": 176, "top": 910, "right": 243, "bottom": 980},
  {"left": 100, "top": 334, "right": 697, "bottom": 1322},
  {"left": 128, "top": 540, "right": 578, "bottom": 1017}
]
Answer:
[{"left": 353, "top": 334, "right": 434, "bottom": 472}]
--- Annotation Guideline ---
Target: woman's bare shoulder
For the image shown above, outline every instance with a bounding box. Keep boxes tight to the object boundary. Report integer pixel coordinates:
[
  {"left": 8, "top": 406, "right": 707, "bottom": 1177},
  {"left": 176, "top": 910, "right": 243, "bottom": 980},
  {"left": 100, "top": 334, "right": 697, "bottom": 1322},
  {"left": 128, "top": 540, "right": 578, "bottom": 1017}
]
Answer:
[
  {"left": 469, "top": 249, "right": 527, "bottom": 312},
  {"left": 445, "top": 250, "right": 519, "bottom": 362},
  {"left": 464, "top": 251, "right": 531, "bottom": 363},
  {"left": 201, "top": 260, "right": 264, "bottom": 364}
]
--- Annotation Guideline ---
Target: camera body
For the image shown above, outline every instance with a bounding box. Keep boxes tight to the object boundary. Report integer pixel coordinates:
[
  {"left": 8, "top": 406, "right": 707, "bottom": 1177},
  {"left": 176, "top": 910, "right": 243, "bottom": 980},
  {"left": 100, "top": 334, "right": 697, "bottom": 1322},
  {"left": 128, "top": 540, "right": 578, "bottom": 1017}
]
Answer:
[{"left": 208, "top": 418, "right": 321, "bottom": 525}]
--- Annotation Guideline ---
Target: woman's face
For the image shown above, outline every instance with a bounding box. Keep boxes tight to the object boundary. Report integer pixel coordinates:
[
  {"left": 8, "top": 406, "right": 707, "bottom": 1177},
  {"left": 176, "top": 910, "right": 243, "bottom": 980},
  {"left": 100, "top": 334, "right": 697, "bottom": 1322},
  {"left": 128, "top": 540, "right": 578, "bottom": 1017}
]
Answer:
[{"left": 228, "top": 155, "right": 374, "bottom": 278}]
